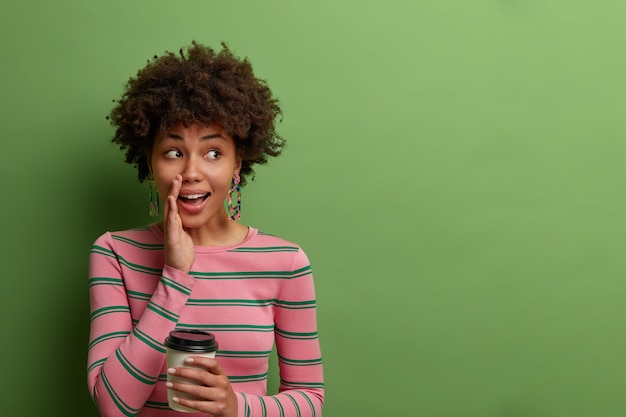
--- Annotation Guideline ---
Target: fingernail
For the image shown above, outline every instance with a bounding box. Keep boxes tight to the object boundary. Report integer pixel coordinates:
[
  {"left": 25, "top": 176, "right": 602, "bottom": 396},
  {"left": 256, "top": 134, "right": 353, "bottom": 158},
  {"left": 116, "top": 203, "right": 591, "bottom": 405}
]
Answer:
[
  {"left": 167, "top": 367, "right": 176, "bottom": 374},
  {"left": 172, "top": 396, "right": 180, "bottom": 403},
  {"left": 165, "top": 382, "right": 173, "bottom": 388},
  {"left": 185, "top": 357, "right": 194, "bottom": 363}
]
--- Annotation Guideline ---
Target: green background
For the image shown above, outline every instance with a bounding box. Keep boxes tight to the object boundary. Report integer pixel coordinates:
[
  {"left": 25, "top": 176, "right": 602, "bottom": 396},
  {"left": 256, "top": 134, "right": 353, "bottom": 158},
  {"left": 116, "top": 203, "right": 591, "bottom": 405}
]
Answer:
[{"left": 1, "top": 1, "right": 625, "bottom": 416}]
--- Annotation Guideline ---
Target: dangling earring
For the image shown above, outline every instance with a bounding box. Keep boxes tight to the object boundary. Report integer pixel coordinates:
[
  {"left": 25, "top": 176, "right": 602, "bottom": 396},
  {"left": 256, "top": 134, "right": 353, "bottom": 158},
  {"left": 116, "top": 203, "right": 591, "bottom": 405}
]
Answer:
[
  {"left": 227, "top": 173, "right": 241, "bottom": 221},
  {"left": 148, "top": 173, "right": 160, "bottom": 217}
]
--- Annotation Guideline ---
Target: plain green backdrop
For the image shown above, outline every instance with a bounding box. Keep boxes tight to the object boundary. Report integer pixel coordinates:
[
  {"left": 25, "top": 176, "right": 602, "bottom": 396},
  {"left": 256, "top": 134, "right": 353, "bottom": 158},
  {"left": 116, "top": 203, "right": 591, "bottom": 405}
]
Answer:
[{"left": 1, "top": 1, "right": 625, "bottom": 416}]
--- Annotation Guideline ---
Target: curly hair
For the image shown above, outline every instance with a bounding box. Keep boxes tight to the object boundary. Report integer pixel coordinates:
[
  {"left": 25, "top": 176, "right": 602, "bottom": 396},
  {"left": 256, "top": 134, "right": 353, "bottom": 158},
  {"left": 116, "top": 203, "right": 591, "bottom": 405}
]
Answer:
[{"left": 108, "top": 41, "right": 284, "bottom": 186}]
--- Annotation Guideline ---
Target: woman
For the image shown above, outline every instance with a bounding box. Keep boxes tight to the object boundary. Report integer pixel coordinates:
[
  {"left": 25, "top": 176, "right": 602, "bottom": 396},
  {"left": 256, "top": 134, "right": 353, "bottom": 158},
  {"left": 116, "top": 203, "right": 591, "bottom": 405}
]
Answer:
[{"left": 87, "top": 41, "right": 324, "bottom": 417}]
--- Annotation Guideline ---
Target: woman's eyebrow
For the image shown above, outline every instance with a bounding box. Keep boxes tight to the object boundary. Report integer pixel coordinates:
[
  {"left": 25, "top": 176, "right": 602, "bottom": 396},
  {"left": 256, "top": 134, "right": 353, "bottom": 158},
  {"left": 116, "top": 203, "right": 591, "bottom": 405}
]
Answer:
[{"left": 201, "top": 134, "right": 225, "bottom": 141}]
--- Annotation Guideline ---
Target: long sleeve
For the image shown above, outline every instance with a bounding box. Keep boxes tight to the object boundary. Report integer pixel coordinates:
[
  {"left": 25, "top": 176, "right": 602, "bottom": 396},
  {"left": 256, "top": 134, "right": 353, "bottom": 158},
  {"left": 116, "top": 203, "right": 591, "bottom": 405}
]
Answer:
[
  {"left": 86, "top": 226, "right": 324, "bottom": 417},
  {"left": 234, "top": 248, "right": 324, "bottom": 417},
  {"left": 87, "top": 232, "right": 197, "bottom": 416}
]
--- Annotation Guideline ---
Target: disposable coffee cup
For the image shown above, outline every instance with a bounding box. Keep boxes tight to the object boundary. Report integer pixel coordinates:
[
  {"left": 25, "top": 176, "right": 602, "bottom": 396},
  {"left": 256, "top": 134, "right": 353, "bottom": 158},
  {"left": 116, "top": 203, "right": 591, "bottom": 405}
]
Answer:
[{"left": 164, "top": 330, "right": 219, "bottom": 412}]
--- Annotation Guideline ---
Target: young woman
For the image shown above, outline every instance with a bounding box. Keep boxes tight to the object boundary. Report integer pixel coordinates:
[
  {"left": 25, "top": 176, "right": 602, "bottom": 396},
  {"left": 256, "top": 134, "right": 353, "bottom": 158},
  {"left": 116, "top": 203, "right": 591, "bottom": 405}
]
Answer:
[{"left": 87, "top": 41, "right": 324, "bottom": 417}]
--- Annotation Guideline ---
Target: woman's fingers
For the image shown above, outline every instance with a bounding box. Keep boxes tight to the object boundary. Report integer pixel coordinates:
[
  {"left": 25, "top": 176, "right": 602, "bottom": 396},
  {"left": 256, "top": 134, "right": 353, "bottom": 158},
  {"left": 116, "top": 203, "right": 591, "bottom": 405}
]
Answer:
[
  {"left": 169, "top": 174, "right": 182, "bottom": 199},
  {"left": 167, "top": 358, "right": 227, "bottom": 386},
  {"left": 166, "top": 358, "right": 236, "bottom": 416},
  {"left": 163, "top": 175, "right": 181, "bottom": 238},
  {"left": 186, "top": 356, "right": 227, "bottom": 375},
  {"left": 163, "top": 175, "right": 195, "bottom": 272},
  {"left": 166, "top": 176, "right": 181, "bottom": 230},
  {"left": 167, "top": 196, "right": 179, "bottom": 230},
  {"left": 166, "top": 381, "right": 226, "bottom": 400}
]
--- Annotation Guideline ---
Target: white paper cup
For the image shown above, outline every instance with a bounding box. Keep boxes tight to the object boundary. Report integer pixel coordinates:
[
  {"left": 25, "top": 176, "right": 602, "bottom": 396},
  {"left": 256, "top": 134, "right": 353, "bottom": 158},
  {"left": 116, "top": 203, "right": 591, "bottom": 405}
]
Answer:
[{"left": 164, "top": 330, "right": 219, "bottom": 412}]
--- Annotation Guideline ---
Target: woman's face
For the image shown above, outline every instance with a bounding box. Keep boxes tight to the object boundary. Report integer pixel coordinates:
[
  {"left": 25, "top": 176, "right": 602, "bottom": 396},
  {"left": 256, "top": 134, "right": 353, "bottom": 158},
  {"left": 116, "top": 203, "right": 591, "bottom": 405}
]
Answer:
[{"left": 150, "top": 121, "right": 240, "bottom": 229}]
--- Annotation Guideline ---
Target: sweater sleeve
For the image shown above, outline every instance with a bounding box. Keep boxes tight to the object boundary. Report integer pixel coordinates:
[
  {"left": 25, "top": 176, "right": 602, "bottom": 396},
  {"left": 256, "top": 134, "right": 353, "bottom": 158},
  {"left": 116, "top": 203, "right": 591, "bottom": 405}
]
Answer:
[
  {"left": 236, "top": 248, "right": 325, "bottom": 417},
  {"left": 87, "top": 232, "right": 197, "bottom": 416}
]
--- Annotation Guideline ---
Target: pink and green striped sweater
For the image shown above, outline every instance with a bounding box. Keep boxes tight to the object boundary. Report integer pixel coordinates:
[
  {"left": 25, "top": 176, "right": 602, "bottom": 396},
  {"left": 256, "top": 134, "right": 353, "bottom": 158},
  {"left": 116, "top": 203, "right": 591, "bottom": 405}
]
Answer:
[{"left": 87, "top": 224, "right": 324, "bottom": 416}]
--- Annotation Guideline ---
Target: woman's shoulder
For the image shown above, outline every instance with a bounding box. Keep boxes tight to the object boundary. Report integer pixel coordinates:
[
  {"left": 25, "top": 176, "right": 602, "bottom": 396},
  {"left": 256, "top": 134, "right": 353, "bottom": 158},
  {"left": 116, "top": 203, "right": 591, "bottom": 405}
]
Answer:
[
  {"left": 91, "top": 223, "right": 162, "bottom": 248},
  {"left": 241, "top": 228, "right": 312, "bottom": 269},
  {"left": 245, "top": 228, "right": 304, "bottom": 251}
]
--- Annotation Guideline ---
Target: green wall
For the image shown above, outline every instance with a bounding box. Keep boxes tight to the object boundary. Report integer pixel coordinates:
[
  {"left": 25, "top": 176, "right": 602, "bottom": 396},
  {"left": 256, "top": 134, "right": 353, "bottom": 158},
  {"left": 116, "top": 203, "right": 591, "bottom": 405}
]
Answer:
[{"left": 2, "top": 1, "right": 625, "bottom": 416}]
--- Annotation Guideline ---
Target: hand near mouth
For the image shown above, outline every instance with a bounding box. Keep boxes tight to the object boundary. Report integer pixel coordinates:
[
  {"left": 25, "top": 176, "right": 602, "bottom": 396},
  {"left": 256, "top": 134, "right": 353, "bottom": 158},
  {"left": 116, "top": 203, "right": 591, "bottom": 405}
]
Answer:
[{"left": 163, "top": 174, "right": 195, "bottom": 274}]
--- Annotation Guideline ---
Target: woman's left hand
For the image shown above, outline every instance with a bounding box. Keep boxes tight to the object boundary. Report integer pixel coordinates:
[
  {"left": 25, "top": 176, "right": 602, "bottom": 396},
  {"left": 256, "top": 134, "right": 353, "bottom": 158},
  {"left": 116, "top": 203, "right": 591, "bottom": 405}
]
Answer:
[{"left": 167, "top": 357, "right": 238, "bottom": 417}]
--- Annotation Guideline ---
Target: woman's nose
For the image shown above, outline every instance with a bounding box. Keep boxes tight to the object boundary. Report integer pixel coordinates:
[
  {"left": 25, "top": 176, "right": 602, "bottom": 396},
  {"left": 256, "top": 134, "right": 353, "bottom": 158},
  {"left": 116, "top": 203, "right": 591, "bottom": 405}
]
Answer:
[{"left": 181, "top": 156, "right": 202, "bottom": 182}]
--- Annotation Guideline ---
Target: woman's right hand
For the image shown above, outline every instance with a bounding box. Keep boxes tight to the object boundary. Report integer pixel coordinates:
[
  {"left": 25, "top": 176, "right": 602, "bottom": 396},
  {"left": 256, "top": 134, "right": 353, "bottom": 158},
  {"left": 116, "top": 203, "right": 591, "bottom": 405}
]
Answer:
[{"left": 163, "top": 175, "right": 195, "bottom": 274}]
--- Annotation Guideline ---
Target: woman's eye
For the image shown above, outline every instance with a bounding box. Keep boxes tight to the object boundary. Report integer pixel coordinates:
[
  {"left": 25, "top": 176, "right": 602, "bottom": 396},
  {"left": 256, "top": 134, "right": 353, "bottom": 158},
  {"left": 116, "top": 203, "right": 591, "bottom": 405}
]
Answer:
[
  {"left": 165, "top": 150, "right": 182, "bottom": 159},
  {"left": 206, "top": 150, "right": 220, "bottom": 160}
]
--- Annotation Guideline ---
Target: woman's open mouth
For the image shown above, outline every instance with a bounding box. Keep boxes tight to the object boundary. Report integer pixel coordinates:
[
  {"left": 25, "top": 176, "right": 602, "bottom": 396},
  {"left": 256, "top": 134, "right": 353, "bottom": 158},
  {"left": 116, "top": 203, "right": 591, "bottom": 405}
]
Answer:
[
  {"left": 178, "top": 193, "right": 211, "bottom": 212},
  {"left": 179, "top": 193, "right": 210, "bottom": 204}
]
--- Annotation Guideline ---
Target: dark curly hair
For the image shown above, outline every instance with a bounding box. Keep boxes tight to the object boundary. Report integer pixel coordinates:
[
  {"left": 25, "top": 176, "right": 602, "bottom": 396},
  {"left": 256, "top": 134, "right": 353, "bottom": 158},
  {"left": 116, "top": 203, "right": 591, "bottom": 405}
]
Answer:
[{"left": 108, "top": 41, "right": 284, "bottom": 186}]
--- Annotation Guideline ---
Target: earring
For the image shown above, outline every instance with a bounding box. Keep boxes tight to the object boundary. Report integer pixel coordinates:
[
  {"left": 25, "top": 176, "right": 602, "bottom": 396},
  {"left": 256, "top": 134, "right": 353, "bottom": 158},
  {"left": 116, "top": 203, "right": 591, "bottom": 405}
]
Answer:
[
  {"left": 227, "top": 173, "right": 241, "bottom": 221},
  {"left": 148, "top": 174, "right": 160, "bottom": 217}
]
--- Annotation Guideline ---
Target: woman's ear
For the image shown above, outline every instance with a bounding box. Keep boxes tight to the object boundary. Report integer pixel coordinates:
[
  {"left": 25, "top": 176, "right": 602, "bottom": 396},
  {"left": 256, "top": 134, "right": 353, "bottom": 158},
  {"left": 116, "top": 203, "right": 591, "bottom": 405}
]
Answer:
[{"left": 234, "top": 158, "right": 242, "bottom": 175}]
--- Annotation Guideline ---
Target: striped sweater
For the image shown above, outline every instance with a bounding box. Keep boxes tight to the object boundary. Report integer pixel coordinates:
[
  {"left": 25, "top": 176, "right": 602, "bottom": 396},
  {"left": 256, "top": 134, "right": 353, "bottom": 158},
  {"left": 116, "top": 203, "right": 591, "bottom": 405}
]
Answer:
[{"left": 87, "top": 224, "right": 324, "bottom": 417}]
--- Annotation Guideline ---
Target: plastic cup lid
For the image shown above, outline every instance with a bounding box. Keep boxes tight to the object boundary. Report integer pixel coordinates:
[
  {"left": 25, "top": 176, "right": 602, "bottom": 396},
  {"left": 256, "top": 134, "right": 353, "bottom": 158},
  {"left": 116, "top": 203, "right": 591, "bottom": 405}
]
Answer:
[{"left": 164, "top": 330, "right": 219, "bottom": 352}]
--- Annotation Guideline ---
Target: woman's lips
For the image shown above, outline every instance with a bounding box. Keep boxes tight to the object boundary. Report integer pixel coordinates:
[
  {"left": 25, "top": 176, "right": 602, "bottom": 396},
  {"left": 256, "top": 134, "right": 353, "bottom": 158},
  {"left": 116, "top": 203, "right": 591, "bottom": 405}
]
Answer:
[{"left": 177, "top": 192, "right": 211, "bottom": 213}]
